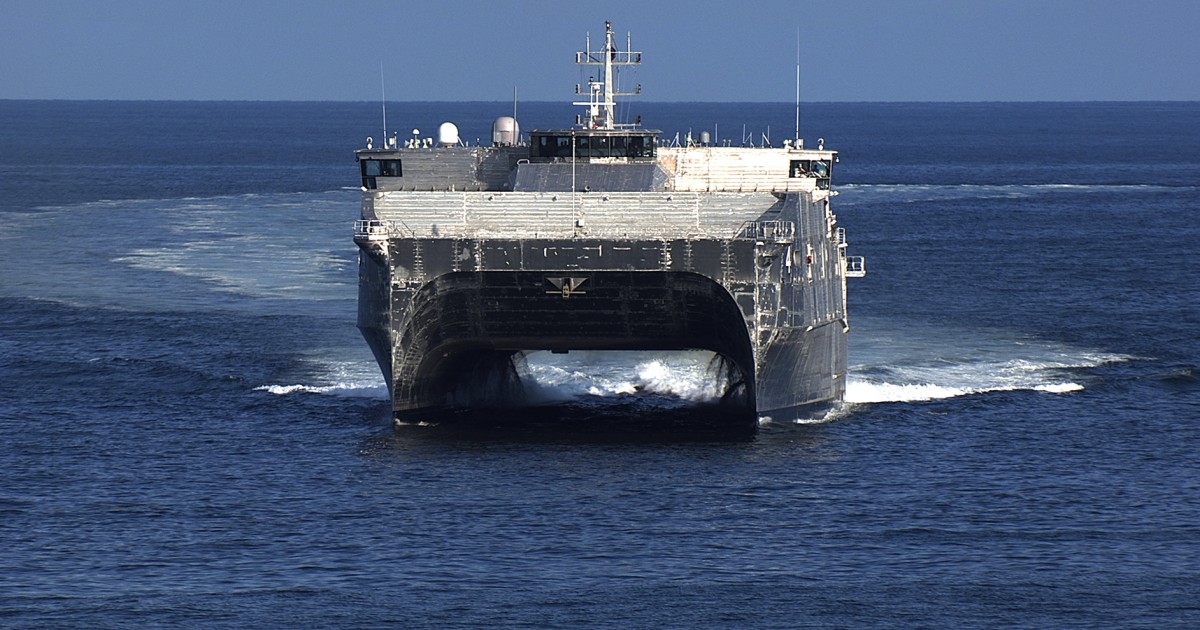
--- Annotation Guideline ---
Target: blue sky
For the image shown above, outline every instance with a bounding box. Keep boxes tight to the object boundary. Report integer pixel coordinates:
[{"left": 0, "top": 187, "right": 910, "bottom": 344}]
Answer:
[{"left": 3, "top": 0, "right": 1197, "bottom": 101}]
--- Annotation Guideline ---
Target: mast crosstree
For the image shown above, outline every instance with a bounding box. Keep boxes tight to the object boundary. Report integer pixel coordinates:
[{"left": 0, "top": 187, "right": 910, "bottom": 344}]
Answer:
[{"left": 574, "top": 20, "right": 642, "bottom": 130}]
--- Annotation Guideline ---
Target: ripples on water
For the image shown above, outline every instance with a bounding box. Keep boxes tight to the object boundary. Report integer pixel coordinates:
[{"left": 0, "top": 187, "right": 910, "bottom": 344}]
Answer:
[{"left": 2, "top": 102, "right": 1198, "bottom": 627}]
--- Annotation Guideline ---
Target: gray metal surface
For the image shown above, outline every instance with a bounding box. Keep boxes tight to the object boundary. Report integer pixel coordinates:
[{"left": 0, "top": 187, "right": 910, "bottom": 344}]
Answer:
[
  {"left": 511, "top": 162, "right": 669, "bottom": 192},
  {"left": 365, "top": 191, "right": 787, "bottom": 239},
  {"left": 355, "top": 185, "right": 852, "bottom": 426}
]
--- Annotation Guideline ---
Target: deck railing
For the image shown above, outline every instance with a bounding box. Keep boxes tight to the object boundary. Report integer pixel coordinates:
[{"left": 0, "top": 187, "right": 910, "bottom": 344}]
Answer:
[
  {"left": 738, "top": 220, "right": 796, "bottom": 242},
  {"left": 353, "top": 220, "right": 389, "bottom": 238},
  {"left": 845, "top": 256, "right": 866, "bottom": 278}
]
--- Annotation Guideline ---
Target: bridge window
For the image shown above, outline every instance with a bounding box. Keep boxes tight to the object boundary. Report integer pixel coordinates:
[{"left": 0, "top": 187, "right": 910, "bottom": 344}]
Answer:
[
  {"left": 360, "top": 158, "right": 402, "bottom": 189},
  {"left": 534, "top": 135, "right": 573, "bottom": 159},
  {"left": 531, "top": 133, "right": 657, "bottom": 159},
  {"left": 361, "top": 159, "right": 402, "bottom": 177},
  {"left": 789, "top": 159, "right": 831, "bottom": 180},
  {"left": 628, "top": 136, "right": 654, "bottom": 158},
  {"left": 590, "top": 136, "right": 611, "bottom": 157},
  {"left": 611, "top": 135, "right": 628, "bottom": 157}
]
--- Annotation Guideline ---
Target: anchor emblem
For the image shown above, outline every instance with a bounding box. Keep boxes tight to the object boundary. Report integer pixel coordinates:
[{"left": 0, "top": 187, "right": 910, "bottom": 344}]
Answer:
[{"left": 545, "top": 276, "right": 589, "bottom": 298}]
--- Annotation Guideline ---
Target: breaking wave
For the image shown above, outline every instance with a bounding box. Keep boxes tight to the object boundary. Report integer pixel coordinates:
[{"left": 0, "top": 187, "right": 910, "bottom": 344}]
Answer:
[
  {"left": 255, "top": 360, "right": 388, "bottom": 399},
  {"left": 844, "top": 318, "right": 1129, "bottom": 405},
  {"left": 252, "top": 340, "right": 1118, "bottom": 412},
  {"left": 844, "top": 379, "right": 1086, "bottom": 404},
  {"left": 254, "top": 351, "right": 735, "bottom": 409},
  {"left": 252, "top": 321, "right": 1127, "bottom": 418},
  {"left": 521, "top": 351, "right": 730, "bottom": 406}
]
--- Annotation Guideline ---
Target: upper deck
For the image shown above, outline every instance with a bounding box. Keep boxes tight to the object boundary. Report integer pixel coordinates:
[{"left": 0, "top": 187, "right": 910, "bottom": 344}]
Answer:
[
  {"left": 356, "top": 141, "right": 837, "bottom": 195},
  {"left": 356, "top": 20, "right": 836, "bottom": 197}
]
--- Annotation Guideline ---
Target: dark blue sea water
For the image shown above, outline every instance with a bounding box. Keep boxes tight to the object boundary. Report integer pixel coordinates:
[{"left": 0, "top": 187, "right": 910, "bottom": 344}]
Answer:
[{"left": 2, "top": 100, "right": 1198, "bottom": 627}]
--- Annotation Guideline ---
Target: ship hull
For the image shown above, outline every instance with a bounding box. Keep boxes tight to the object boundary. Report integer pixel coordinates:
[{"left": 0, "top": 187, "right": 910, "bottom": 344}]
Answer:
[{"left": 357, "top": 213, "right": 848, "bottom": 430}]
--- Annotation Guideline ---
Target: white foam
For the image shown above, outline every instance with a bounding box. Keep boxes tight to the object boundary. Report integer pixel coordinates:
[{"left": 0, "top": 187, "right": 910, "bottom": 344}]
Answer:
[
  {"left": 843, "top": 318, "right": 1128, "bottom": 405},
  {"left": 255, "top": 382, "right": 388, "bottom": 398},
  {"left": 1035, "top": 382, "right": 1084, "bottom": 394},
  {"left": 837, "top": 183, "right": 1189, "bottom": 207},
  {"left": 522, "top": 351, "right": 728, "bottom": 405},
  {"left": 759, "top": 400, "right": 856, "bottom": 427},
  {"left": 257, "top": 384, "right": 309, "bottom": 395},
  {"left": 845, "top": 379, "right": 1086, "bottom": 404},
  {"left": 633, "top": 358, "right": 724, "bottom": 401},
  {"left": 255, "top": 359, "right": 388, "bottom": 399},
  {"left": 845, "top": 381, "right": 968, "bottom": 404}
]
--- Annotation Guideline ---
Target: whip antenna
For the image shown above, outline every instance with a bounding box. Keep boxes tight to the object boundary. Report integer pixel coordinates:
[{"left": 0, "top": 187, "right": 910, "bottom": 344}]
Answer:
[
  {"left": 380, "top": 62, "right": 388, "bottom": 143},
  {"left": 794, "top": 28, "right": 801, "bottom": 142}
]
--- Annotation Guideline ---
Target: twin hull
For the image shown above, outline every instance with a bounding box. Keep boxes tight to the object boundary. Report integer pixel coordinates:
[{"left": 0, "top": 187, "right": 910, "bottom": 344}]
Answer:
[{"left": 355, "top": 190, "right": 849, "bottom": 426}]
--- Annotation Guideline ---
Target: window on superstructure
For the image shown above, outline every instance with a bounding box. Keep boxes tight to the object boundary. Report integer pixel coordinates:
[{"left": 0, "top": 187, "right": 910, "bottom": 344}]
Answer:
[
  {"left": 360, "top": 158, "right": 402, "bottom": 189},
  {"left": 360, "top": 159, "right": 402, "bottom": 178},
  {"left": 789, "top": 159, "right": 831, "bottom": 181},
  {"left": 628, "top": 136, "right": 647, "bottom": 158},
  {"left": 610, "top": 135, "right": 628, "bottom": 157},
  {"left": 591, "top": 136, "right": 611, "bottom": 157},
  {"left": 531, "top": 133, "right": 656, "bottom": 159}
]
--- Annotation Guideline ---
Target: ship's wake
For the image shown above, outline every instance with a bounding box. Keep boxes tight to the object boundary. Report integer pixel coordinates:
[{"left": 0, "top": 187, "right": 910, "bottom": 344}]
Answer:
[
  {"left": 254, "top": 351, "right": 737, "bottom": 409},
  {"left": 254, "top": 350, "right": 760, "bottom": 436},
  {"left": 836, "top": 183, "right": 1191, "bottom": 207},
  {"left": 844, "top": 317, "right": 1130, "bottom": 405},
  {"left": 253, "top": 320, "right": 1130, "bottom": 429},
  {"left": 255, "top": 359, "right": 388, "bottom": 399},
  {"left": 846, "top": 364, "right": 1087, "bottom": 404}
]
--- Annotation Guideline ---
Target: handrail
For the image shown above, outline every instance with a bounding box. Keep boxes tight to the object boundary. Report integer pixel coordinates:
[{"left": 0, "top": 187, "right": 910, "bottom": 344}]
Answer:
[
  {"left": 737, "top": 220, "right": 796, "bottom": 242},
  {"left": 845, "top": 256, "right": 866, "bottom": 278},
  {"left": 353, "top": 219, "right": 390, "bottom": 238}
]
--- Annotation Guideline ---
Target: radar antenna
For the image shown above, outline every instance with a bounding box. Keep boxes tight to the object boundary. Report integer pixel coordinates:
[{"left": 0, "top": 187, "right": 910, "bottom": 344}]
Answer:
[{"left": 574, "top": 20, "right": 642, "bottom": 130}]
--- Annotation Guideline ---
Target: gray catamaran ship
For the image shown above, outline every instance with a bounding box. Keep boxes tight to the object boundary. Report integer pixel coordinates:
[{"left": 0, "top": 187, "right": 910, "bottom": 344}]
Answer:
[{"left": 353, "top": 22, "right": 864, "bottom": 431}]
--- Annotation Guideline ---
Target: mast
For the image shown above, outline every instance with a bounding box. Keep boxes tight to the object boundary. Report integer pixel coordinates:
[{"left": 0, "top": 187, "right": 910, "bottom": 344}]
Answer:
[
  {"left": 380, "top": 61, "right": 388, "bottom": 144},
  {"left": 574, "top": 20, "right": 642, "bottom": 130},
  {"left": 794, "top": 29, "right": 801, "bottom": 144}
]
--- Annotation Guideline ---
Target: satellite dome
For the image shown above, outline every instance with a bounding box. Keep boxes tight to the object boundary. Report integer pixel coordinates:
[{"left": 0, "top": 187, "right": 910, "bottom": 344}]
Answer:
[
  {"left": 492, "top": 116, "right": 519, "bottom": 146},
  {"left": 437, "top": 122, "right": 460, "bottom": 147}
]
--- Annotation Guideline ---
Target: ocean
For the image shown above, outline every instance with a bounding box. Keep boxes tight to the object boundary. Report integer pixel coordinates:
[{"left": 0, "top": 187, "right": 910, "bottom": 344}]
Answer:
[{"left": 1, "top": 100, "right": 1198, "bottom": 627}]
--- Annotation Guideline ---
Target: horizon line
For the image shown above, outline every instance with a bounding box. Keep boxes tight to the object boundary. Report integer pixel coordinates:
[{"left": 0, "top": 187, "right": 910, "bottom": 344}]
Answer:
[{"left": 2, "top": 98, "right": 1198, "bottom": 105}]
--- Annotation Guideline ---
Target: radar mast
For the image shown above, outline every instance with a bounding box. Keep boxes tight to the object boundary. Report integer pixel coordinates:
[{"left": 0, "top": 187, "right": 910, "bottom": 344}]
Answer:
[{"left": 574, "top": 21, "right": 642, "bottom": 130}]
